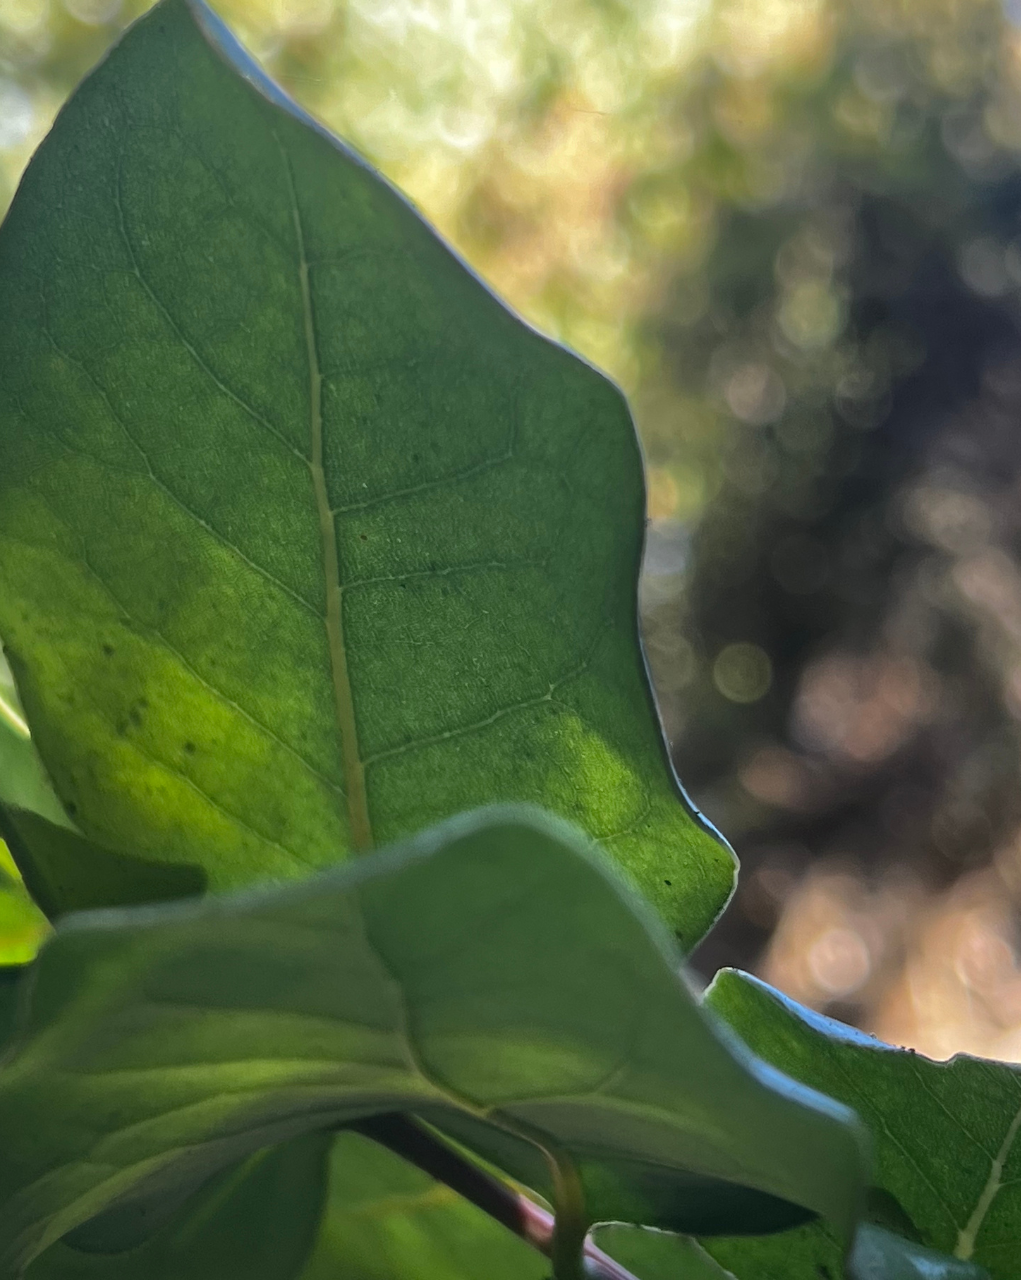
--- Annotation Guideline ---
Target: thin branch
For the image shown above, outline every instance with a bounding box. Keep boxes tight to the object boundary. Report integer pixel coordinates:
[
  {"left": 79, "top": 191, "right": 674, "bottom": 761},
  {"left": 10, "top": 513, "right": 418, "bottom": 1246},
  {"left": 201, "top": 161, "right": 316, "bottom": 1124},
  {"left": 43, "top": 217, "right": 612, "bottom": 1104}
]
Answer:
[{"left": 350, "top": 1114, "right": 641, "bottom": 1280}]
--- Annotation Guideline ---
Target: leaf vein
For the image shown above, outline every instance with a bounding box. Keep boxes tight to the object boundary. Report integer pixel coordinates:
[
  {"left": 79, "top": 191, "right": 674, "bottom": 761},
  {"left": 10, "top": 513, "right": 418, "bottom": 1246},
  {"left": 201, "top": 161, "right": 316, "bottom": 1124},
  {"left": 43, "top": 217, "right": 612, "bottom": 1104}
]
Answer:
[
  {"left": 113, "top": 159, "right": 308, "bottom": 467},
  {"left": 39, "top": 321, "right": 322, "bottom": 620},
  {"left": 329, "top": 402, "right": 518, "bottom": 518},
  {"left": 362, "top": 656, "right": 593, "bottom": 769},
  {"left": 52, "top": 510, "right": 345, "bottom": 800},
  {"left": 343, "top": 557, "right": 546, "bottom": 593}
]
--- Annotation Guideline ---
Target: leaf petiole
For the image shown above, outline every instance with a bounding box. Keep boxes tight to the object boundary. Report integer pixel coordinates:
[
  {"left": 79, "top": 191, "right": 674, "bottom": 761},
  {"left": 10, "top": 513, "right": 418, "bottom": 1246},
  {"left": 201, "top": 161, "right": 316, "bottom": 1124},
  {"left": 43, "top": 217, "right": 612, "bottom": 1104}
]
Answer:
[
  {"left": 351, "top": 1115, "right": 638, "bottom": 1280},
  {"left": 547, "top": 1145, "right": 590, "bottom": 1280}
]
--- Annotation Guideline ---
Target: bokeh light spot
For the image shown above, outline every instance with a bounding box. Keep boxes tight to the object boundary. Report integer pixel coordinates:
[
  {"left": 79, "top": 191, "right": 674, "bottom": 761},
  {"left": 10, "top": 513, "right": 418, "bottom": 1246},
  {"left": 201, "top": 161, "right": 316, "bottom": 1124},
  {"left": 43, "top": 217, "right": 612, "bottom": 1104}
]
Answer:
[
  {"left": 713, "top": 642, "right": 772, "bottom": 703},
  {"left": 0, "top": 82, "right": 33, "bottom": 150},
  {"left": 64, "top": 0, "right": 121, "bottom": 26},
  {"left": 807, "top": 926, "right": 872, "bottom": 997}
]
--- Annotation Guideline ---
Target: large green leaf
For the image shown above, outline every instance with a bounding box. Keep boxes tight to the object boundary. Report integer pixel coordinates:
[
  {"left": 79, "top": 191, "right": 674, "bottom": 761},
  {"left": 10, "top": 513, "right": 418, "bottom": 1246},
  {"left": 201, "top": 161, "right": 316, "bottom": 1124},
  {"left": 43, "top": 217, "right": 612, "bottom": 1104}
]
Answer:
[
  {"left": 299, "top": 1130, "right": 546, "bottom": 1280},
  {"left": 0, "top": 810, "right": 867, "bottom": 1274},
  {"left": 0, "top": 0, "right": 732, "bottom": 944},
  {"left": 704, "top": 971, "right": 1020, "bottom": 1280}
]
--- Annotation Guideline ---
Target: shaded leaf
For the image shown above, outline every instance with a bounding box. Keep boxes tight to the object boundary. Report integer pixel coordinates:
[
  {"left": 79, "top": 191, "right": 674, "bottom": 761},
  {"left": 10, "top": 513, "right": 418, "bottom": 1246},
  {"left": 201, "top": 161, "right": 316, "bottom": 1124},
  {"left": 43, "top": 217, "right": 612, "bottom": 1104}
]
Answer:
[
  {"left": 593, "top": 1226, "right": 734, "bottom": 1280},
  {"left": 696, "top": 1218, "right": 845, "bottom": 1280},
  {"left": 299, "top": 1130, "right": 546, "bottom": 1280},
  {"left": 0, "top": 961, "right": 26, "bottom": 1048},
  {"left": 605, "top": 1221, "right": 987, "bottom": 1280},
  {"left": 0, "top": 809, "right": 867, "bottom": 1274},
  {"left": 0, "top": 0, "right": 732, "bottom": 944},
  {"left": 26, "top": 1135, "right": 329, "bottom": 1280},
  {"left": 705, "top": 971, "right": 1019, "bottom": 1280},
  {"left": 0, "top": 676, "right": 69, "bottom": 831},
  {"left": 0, "top": 806, "right": 205, "bottom": 920},
  {"left": 665, "top": 1222, "right": 990, "bottom": 1280}
]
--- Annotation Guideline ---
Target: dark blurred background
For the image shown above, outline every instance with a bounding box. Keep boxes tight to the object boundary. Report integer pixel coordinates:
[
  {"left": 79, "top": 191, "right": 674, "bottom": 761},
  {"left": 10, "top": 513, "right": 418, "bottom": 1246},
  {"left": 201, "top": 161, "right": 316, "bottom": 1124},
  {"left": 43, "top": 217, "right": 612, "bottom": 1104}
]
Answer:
[{"left": 7, "top": 0, "right": 1021, "bottom": 1056}]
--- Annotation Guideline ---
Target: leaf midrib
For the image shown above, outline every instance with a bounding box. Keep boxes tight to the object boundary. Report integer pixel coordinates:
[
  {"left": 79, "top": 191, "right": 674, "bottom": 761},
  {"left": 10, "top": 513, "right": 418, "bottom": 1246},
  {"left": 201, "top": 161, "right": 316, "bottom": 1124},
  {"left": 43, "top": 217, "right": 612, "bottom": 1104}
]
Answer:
[{"left": 282, "top": 146, "right": 372, "bottom": 853}]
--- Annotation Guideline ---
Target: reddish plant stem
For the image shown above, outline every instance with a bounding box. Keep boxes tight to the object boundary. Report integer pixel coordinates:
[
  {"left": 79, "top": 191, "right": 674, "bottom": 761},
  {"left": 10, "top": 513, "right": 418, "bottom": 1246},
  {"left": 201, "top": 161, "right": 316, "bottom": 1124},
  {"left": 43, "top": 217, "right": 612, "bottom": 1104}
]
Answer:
[{"left": 350, "top": 1114, "right": 640, "bottom": 1280}]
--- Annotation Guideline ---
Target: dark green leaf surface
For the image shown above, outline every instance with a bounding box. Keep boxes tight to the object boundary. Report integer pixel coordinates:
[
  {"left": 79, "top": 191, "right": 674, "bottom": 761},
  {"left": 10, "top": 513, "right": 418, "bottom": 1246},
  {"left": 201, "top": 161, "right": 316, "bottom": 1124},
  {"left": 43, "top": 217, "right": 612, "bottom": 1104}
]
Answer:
[
  {"left": 299, "top": 1131, "right": 546, "bottom": 1280},
  {"left": 0, "top": 963, "right": 25, "bottom": 1047},
  {"left": 25, "top": 1135, "right": 329, "bottom": 1280},
  {"left": 0, "top": 810, "right": 866, "bottom": 1274},
  {"left": 0, "top": 806, "right": 205, "bottom": 920},
  {"left": 0, "top": 0, "right": 732, "bottom": 943},
  {"left": 705, "top": 971, "right": 1021, "bottom": 1280},
  {"left": 701, "top": 1219, "right": 845, "bottom": 1280}
]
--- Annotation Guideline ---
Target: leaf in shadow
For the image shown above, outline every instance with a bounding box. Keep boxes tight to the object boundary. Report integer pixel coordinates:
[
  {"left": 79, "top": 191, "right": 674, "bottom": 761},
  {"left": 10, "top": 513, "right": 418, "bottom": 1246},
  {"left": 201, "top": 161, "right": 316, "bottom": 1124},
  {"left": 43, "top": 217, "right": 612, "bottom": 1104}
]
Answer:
[
  {"left": 299, "top": 1130, "right": 546, "bottom": 1280},
  {"left": 0, "top": 809, "right": 867, "bottom": 1274},
  {"left": 25, "top": 1135, "right": 329, "bottom": 1280}
]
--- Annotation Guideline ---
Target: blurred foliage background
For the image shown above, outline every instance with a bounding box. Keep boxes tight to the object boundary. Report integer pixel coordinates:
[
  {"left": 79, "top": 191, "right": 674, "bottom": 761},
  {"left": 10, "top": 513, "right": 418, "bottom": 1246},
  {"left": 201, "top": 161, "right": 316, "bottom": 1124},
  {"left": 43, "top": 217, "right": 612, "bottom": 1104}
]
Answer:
[{"left": 8, "top": 0, "right": 1021, "bottom": 1057}]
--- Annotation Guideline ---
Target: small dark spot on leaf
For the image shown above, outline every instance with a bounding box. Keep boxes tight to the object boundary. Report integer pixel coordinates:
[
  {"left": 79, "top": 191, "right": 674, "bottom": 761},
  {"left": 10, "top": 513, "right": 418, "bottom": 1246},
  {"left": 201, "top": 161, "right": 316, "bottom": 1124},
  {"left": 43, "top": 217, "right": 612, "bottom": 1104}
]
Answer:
[
  {"left": 817, "top": 1266, "right": 832, "bottom": 1280},
  {"left": 664, "top": 879, "right": 672, "bottom": 886},
  {"left": 360, "top": 533, "right": 368, "bottom": 541},
  {"left": 65, "top": 802, "right": 77, "bottom": 817},
  {"left": 102, "top": 643, "right": 114, "bottom": 657},
  {"left": 184, "top": 741, "right": 196, "bottom": 755}
]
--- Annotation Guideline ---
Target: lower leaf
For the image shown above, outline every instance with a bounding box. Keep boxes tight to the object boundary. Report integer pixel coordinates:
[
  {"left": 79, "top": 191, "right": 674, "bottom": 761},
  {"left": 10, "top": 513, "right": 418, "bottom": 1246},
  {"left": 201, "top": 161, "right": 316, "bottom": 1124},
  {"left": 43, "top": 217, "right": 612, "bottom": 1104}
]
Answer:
[
  {"left": 705, "top": 970, "right": 1021, "bottom": 1280},
  {"left": 0, "top": 808, "right": 868, "bottom": 1273},
  {"left": 601, "top": 1223, "right": 989, "bottom": 1280},
  {"left": 25, "top": 1134, "right": 330, "bottom": 1280},
  {"left": 592, "top": 1226, "right": 734, "bottom": 1280},
  {"left": 300, "top": 1131, "right": 546, "bottom": 1280}
]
